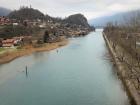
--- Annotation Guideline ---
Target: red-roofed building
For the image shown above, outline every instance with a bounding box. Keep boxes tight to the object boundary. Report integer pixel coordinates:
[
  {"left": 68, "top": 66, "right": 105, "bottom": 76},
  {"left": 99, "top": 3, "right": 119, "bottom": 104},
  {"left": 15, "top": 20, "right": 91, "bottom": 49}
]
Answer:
[
  {"left": 2, "top": 39, "right": 15, "bottom": 47},
  {"left": 0, "top": 16, "right": 11, "bottom": 25}
]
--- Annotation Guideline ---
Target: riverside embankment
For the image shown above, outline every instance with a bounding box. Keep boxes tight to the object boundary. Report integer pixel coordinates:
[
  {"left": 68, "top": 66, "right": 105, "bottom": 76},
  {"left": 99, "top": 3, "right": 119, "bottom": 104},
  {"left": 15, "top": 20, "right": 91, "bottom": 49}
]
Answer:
[{"left": 103, "top": 32, "right": 140, "bottom": 105}]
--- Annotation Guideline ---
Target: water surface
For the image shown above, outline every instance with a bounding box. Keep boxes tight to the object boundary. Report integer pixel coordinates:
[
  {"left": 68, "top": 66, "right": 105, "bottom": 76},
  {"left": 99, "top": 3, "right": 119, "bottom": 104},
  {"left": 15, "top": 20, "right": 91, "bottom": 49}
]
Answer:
[{"left": 0, "top": 29, "right": 130, "bottom": 105}]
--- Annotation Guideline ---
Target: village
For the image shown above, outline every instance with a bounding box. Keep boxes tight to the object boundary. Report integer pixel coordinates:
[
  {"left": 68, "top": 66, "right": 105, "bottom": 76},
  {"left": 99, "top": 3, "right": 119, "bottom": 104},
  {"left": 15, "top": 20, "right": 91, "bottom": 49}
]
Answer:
[
  {"left": 0, "top": 16, "right": 42, "bottom": 48},
  {"left": 0, "top": 16, "right": 93, "bottom": 49}
]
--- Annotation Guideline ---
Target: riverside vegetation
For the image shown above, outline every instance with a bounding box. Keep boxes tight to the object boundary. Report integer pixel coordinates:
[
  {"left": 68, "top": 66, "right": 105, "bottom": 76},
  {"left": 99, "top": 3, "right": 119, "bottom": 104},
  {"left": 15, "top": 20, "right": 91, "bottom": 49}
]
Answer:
[{"left": 104, "top": 11, "right": 140, "bottom": 105}]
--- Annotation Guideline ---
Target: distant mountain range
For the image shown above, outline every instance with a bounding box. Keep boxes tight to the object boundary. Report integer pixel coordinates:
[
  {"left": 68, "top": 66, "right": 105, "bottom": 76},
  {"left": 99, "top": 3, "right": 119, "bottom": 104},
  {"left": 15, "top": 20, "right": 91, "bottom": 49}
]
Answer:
[
  {"left": 89, "top": 10, "right": 140, "bottom": 27},
  {"left": 0, "top": 7, "right": 11, "bottom": 16},
  {"left": 1, "top": 6, "right": 140, "bottom": 28}
]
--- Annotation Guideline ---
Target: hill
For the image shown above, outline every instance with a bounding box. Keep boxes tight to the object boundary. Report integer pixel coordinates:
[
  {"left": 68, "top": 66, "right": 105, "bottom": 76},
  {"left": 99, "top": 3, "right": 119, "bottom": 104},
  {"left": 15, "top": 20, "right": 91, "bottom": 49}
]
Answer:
[
  {"left": 0, "top": 7, "right": 11, "bottom": 16},
  {"left": 8, "top": 8, "right": 92, "bottom": 28},
  {"left": 8, "top": 7, "right": 45, "bottom": 20},
  {"left": 64, "top": 14, "right": 90, "bottom": 28},
  {"left": 0, "top": 7, "right": 93, "bottom": 39},
  {"left": 89, "top": 10, "right": 140, "bottom": 27}
]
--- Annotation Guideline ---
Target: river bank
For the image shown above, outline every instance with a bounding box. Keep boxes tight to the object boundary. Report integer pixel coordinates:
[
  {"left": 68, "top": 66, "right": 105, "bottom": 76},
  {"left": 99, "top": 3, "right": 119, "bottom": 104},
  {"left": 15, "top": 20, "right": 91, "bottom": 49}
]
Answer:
[
  {"left": 103, "top": 32, "right": 140, "bottom": 105},
  {"left": 0, "top": 39, "right": 68, "bottom": 64}
]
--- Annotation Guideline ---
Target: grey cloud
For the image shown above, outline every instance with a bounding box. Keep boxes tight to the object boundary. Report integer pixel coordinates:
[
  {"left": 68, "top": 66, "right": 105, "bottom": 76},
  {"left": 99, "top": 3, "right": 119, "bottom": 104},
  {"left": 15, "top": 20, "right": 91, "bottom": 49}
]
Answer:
[{"left": 0, "top": 0, "right": 140, "bottom": 19}]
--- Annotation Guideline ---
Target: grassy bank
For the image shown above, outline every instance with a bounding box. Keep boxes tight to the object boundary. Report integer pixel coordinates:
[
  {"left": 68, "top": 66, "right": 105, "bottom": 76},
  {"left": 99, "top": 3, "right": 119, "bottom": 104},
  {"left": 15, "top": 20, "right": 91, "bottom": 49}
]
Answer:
[{"left": 0, "top": 39, "right": 68, "bottom": 64}]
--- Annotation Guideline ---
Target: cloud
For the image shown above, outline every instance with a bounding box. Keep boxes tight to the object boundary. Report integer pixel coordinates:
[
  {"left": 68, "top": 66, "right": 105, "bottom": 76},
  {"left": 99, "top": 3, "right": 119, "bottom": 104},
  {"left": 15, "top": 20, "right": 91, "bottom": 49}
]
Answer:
[
  {"left": 108, "top": 3, "right": 126, "bottom": 12},
  {"left": 0, "top": 0, "right": 140, "bottom": 19},
  {"left": 58, "top": 0, "right": 92, "bottom": 4}
]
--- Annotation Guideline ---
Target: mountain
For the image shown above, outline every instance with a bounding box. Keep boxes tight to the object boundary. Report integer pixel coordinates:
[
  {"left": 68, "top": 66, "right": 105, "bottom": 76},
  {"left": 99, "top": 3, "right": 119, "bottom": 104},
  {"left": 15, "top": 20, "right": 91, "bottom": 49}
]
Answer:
[
  {"left": 8, "top": 7, "right": 91, "bottom": 28},
  {"left": 89, "top": 14, "right": 123, "bottom": 27},
  {"left": 0, "top": 7, "right": 11, "bottom": 16},
  {"left": 64, "top": 14, "right": 90, "bottom": 28},
  {"left": 89, "top": 10, "right": 140, "bottom": 27},
  {"left": 8, "top": 7, "right": 45, "bottom": 20}
]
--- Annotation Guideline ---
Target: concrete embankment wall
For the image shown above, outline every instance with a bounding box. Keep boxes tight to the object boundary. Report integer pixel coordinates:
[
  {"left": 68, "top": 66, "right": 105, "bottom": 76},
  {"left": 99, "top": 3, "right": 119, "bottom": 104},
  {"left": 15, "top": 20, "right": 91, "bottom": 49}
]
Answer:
[{"left": 103, "top": 32, "right": 140, "bottom": 105}]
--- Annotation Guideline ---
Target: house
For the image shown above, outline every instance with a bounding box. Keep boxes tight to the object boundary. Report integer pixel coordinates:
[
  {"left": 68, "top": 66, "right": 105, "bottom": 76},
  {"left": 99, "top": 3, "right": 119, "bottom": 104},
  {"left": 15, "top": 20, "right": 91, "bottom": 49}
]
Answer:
[
  {"left": 2, "top": 39, "right": 15, "bottom": 47},
  {"left": 39, "top": 23, "right": 46, "bottom": 28},
  {"left": 0, "top": 16, "right": 11, "bottom": 25},
  {"left": 13, "top": 23, "right": 19, "bottom": 26}
]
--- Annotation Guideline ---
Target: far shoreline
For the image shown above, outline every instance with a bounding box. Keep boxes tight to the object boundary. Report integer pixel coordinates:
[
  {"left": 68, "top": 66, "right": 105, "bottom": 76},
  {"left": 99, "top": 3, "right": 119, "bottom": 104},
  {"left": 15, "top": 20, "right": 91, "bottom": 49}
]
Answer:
[{"left": 0, "top": 39, "right": 68, "bottom": 65}]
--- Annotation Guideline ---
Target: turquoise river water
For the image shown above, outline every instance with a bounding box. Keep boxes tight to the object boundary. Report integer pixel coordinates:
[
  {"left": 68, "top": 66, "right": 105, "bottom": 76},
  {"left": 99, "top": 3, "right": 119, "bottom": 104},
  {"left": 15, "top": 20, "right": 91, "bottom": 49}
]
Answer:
[{"left": 0, "top": 29, "right": 130, "bottom": 105}]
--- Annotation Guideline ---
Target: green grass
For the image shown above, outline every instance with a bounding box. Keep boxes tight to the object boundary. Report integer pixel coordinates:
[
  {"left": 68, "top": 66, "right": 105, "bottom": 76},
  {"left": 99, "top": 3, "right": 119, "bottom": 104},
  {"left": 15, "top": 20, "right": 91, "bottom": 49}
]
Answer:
[{"left": 0, "top": 48, "right": 5, "bottom": 52}]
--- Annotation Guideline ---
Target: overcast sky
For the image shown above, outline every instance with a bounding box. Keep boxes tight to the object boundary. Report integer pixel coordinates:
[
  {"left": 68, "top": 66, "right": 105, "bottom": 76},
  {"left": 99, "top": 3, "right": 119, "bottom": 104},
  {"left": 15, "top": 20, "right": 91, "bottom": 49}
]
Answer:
[{"left": 0, "top": 0, "right": 140, "bottom": 19}]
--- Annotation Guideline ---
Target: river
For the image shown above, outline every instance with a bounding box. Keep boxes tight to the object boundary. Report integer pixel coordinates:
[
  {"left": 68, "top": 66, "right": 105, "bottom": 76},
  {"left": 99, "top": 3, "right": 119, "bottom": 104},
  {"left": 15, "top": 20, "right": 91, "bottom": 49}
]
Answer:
[{"left": 0, "top": 29, "right": 130, "bottom": 105}]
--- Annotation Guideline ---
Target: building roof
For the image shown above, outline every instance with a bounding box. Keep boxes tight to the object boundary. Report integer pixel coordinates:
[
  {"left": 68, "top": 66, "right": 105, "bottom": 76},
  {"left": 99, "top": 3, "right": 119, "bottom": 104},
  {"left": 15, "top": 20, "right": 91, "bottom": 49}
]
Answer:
[{"left": 2, "top": 39, "right": 15, "bottom": 43}]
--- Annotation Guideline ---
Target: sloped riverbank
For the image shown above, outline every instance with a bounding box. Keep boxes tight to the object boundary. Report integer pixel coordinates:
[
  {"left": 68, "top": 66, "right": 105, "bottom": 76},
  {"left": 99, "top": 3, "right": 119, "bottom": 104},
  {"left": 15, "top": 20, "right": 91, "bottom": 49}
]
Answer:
[
  {"left": 0, "top": 39, "right": 68, "bottom": 64},
  {"left": 103, "top": 32, "right": 140, "bottom": 105}
]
